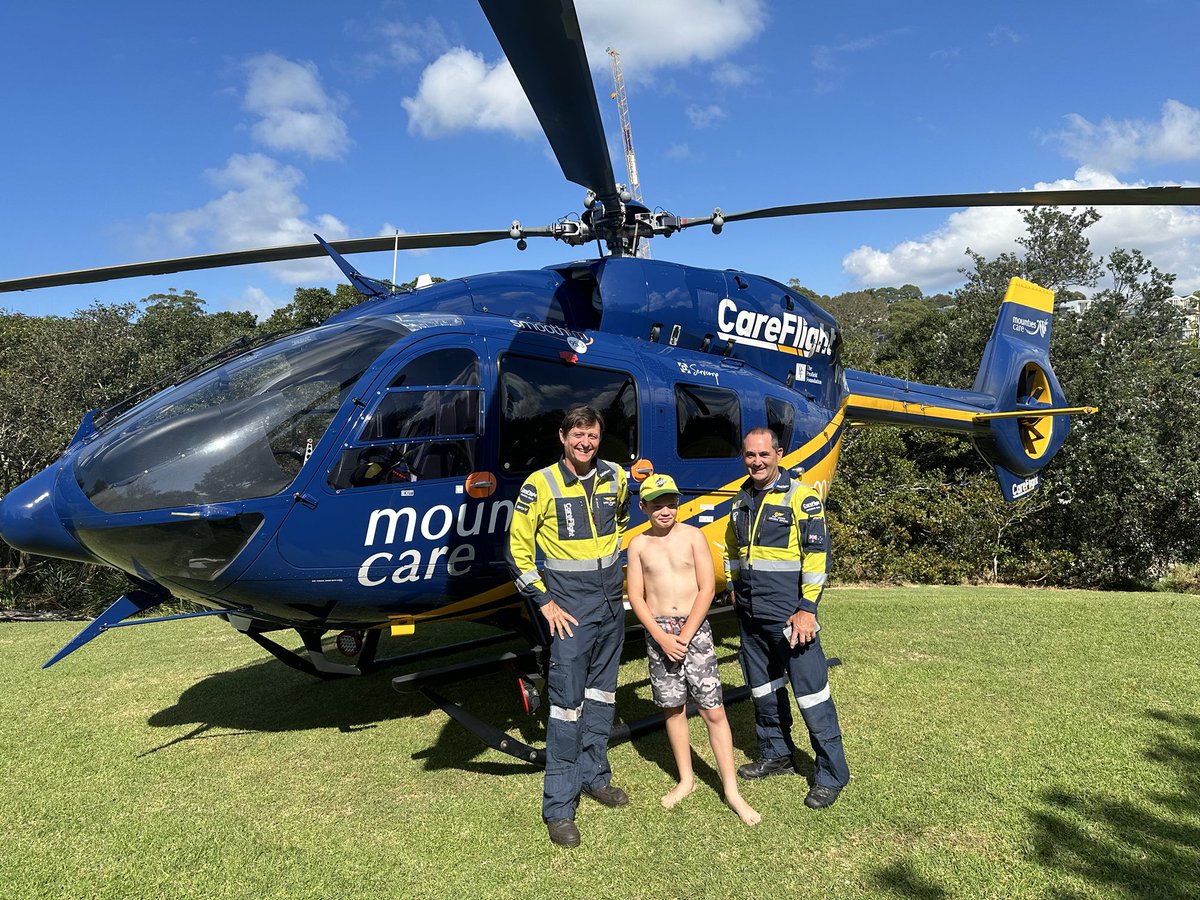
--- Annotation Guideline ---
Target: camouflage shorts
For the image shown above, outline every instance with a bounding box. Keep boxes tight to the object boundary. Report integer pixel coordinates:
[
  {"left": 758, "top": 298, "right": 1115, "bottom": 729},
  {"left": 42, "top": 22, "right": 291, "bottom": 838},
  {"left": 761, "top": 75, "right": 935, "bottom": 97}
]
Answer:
[{"left": 645, "top": 618, "right": 724, "bottom": 709}]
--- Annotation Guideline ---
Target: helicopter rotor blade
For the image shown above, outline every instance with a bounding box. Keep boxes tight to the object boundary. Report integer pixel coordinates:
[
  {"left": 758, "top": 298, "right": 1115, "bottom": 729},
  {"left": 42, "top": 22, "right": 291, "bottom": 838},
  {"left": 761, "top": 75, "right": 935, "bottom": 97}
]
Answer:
[
  {"left": 0, "top": 229, "right": 556, "bottom": 294},
  {"left": 679, "top": 185, "right": 1200, "bottom": 230},
  {"left": 477, "top": 0, "right": 618, "bottom": 206}
]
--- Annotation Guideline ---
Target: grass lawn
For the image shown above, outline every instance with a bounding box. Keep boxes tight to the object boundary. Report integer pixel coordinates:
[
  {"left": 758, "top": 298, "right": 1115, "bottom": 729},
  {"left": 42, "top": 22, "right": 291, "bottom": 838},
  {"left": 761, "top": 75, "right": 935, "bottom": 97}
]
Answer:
[{"left": 2, "top": 586, "right": 1198, "bottom": 899}]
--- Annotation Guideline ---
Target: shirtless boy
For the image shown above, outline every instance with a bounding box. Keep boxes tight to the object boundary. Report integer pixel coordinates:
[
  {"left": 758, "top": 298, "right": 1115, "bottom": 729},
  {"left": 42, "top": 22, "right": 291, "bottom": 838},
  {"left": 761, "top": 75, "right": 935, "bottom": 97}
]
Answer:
[{"left": 626, "top": 474, "right": 761, "bottom": 825}]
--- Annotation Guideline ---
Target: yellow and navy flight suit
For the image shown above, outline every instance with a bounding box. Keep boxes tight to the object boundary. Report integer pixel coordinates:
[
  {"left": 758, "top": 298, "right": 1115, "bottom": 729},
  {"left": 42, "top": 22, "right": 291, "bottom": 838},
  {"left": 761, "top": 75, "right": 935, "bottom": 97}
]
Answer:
[
  {"left": 506, "top": 459, "right": 629, "bottom": 822},
  {"left": 724, "top": 470, "right": 850, "bottom": 790}
]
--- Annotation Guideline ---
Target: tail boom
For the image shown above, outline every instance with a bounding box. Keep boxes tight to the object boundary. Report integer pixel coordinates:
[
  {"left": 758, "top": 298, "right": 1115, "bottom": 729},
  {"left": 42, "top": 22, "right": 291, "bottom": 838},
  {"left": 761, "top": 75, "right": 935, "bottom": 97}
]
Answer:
[{"left": 844, "top": 278, "right": 1091, "bottom": 501}]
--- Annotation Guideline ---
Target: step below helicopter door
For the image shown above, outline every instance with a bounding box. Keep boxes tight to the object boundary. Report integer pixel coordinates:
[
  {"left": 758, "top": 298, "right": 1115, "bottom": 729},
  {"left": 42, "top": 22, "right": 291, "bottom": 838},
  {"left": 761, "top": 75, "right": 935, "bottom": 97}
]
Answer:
[{"left": 271, "top": 333, "right": 502, "bottom": 617}]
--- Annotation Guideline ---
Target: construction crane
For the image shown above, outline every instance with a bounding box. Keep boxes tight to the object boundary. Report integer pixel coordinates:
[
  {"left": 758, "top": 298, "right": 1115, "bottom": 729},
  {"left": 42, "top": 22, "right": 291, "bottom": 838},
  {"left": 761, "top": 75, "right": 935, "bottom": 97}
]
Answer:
[{"left": 606, "top": 47, "right": 649, "bottom": 258}]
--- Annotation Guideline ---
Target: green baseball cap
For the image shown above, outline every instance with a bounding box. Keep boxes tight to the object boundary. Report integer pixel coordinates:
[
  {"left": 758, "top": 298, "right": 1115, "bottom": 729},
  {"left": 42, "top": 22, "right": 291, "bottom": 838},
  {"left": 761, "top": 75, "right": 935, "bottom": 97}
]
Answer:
[{"left": 640, "top": 473, "right": 680, "bottom": 503}]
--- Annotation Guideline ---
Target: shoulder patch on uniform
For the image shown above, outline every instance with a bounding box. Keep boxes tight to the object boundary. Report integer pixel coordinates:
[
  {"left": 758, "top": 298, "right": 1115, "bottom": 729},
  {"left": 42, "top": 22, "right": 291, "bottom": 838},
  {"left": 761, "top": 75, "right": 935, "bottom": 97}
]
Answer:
[
  {"left": 800, "top": 494, "right": 823, "bottom": 516},
  {"left": 519, "top": 484, "right": 538, "bottom": 504}
]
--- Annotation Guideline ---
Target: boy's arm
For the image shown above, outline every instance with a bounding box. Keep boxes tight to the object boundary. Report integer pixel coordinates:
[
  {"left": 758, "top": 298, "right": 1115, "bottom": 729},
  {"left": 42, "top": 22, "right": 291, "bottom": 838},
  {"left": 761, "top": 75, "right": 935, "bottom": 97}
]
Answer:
[
  {"left": 625, "top": 538, "right": 657, "bottom": 632},
  {"left": 679, "top": 527, "right": 717, "bottom": 645}
]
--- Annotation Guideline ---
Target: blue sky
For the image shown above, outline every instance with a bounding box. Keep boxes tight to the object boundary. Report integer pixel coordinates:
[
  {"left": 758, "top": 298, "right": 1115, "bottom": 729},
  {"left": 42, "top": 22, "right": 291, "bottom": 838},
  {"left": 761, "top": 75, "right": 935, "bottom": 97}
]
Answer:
[{"left": 3, "top": 0, "right": 1198, "bottom": 320}]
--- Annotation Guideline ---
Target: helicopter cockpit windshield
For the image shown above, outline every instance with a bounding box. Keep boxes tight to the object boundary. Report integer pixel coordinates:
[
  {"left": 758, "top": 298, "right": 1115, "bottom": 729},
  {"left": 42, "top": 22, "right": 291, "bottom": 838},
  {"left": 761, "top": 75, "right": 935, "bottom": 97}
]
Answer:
[{"left": 74, "top": 318, "right": 413, "bottom": 513}]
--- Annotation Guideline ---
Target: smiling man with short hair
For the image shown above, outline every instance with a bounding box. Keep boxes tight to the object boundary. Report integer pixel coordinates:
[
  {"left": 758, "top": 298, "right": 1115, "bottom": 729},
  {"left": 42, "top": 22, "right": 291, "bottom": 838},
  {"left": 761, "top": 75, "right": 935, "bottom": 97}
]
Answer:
[{"left": 724, "top": 427, "right": 850, "bottom": 809}]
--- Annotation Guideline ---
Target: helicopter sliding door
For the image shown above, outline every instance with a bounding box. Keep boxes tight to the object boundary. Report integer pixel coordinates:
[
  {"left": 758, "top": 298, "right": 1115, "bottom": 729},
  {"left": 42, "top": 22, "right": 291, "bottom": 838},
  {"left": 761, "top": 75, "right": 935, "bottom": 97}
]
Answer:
[
  {"left": 493, "top": 332, "right": 643, "bottom": 533},
  {"left": 271, "top": 332, "right": 500, "bottom": 622},
  {"left": 495, "top": 353, "right": 640, "bottom": 478}
]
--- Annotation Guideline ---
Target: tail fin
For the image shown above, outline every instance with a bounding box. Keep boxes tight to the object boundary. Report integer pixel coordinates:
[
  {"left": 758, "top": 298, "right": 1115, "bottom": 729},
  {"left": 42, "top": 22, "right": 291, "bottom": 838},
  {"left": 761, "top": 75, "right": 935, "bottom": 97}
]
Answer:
[{"left": 971, "top": 278, "right": 1072, "bottom": 500}]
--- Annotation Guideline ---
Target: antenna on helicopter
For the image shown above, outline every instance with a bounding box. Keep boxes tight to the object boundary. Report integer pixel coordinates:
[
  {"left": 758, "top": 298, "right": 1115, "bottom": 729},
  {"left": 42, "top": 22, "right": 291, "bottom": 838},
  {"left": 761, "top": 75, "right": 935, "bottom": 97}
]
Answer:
[{"left": 392, "top": 231, "right": 399, "bottom": 288}]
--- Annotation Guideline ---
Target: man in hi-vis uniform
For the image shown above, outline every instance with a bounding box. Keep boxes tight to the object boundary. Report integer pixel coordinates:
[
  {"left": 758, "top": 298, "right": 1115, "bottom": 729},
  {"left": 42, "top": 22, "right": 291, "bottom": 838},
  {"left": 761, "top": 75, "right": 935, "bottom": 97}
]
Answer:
[
  {"left": 506, "top": 404, "right": 630, "bottom": 847},
  {"left": 724, "top": 427, "right": 850, "bottom": 809}
]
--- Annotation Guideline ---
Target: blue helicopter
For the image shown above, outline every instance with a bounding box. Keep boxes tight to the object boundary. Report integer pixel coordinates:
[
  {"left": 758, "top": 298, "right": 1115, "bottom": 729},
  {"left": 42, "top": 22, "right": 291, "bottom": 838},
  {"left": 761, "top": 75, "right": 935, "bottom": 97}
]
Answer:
[{"left": 1, "top": 0, "right": 1196, "bottom": 761}]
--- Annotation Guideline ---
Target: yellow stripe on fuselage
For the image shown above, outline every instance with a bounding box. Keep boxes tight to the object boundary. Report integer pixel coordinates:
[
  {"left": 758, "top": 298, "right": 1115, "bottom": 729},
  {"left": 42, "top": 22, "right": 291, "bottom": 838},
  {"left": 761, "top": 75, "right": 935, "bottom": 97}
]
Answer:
[{"left": 411, "top": 580, "right": 520, "bottom": 624}]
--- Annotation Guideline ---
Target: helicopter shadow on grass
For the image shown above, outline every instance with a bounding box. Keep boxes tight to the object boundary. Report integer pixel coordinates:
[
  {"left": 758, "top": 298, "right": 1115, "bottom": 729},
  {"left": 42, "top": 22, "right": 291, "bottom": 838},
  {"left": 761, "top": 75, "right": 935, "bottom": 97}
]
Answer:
[
  {"left": 140, "top": 656, "right": 442, "bottom": 757},
  {"left": 1023, "top": 709, "right": 1200, "bottom": 900}
]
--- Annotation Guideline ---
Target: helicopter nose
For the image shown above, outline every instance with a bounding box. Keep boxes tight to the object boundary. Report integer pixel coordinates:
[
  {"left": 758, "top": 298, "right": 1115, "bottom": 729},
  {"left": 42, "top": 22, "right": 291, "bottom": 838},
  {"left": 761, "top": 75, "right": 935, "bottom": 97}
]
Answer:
[{"left": 0, "top": 465, "right": 98, "bottom": 564}]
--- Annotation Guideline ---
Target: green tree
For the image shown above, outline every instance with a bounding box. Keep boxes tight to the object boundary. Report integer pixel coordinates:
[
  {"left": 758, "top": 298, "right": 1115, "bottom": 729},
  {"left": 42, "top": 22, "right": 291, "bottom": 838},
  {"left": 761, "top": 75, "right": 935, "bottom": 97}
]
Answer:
[
  {"left": 825, "top": 206, "right": 1200, "bottom": 588},
  {"left": 1040, "top": 247, "right": 1200, "bottom": 586},
  {"left": 261, "top": 284, "right": 373, "bottom": 332}
]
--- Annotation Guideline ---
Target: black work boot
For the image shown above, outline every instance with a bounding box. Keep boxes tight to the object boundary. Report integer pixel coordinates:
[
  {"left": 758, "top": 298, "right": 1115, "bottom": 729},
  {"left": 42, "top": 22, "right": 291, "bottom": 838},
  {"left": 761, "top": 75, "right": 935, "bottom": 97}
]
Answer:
[
  {"left": 582, "top": 782, "right": 630, "bottom": 807},
  {"left": 804, "top": 783, "right": 842, "bottom": 809},
  {"left": 737, "top": 755, "right": 797, "bottom": 780},
  {"left": 546, "top": 819, "right": 581, "bottom": 847}
]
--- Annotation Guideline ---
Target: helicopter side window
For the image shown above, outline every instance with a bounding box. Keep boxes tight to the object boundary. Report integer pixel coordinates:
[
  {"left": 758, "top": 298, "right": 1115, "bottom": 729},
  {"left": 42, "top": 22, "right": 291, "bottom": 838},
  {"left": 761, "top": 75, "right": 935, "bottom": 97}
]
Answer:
[
  {"left": 328, "top": 349, "right": 481, "bottom": 489},
  {"left": 497, "top": 354, "right": 638, "bottom": 475},
  {"left": 676, "top": 384, "right": 741, "bottom": 459},
  {"left": 766, "top": 396, "right": 796, "bottom": 453}
]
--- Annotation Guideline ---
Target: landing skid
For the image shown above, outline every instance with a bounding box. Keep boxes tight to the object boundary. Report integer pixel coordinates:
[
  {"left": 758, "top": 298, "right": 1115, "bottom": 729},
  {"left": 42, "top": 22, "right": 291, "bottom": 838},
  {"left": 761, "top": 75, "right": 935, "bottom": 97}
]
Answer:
[{"left": 233, "top": 615, "right": 529, "bottom": 681}]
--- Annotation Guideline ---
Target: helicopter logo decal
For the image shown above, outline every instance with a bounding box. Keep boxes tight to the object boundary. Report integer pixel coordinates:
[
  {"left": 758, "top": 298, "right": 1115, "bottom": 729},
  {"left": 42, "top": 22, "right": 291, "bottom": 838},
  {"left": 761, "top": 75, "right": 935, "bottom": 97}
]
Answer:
[
  {"left": 1011, "top": 315, "right": 1050, "bottom": 339},
  {"left": 795, "top": 363, "right": 823, "bottom": 386},
  {"left": 717, "top": 297, "right": 834, "bottom": 357},
  {"left": 1009, "top": 475, "right": 1040, "bottom": 499},
  {"left": 676, "top": 361, "right": 722, "bottom": 381},
  {"left": 359, "top": 498, "right": 515, "bottom": 586}
]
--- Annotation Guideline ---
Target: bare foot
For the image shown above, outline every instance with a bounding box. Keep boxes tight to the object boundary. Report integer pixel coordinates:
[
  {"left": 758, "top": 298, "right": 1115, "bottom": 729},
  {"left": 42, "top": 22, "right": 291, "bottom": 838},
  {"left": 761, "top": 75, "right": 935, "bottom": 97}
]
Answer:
[
  {"left": 725, "top": 792, "right": 761, "bottom": 825},
  {"left": 661, "top": 779, "right": 696, "bottom": 809}
]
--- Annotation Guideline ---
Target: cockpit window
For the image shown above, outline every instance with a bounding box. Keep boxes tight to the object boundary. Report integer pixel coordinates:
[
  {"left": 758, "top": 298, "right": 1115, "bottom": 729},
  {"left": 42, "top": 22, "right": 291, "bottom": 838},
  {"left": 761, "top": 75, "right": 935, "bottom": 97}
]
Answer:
[
  {"left": 75, "top": 318, "right": 411, "bottom": 513},
  {"left": 328, "top": 348, "right": 482, "bottom": 488}
]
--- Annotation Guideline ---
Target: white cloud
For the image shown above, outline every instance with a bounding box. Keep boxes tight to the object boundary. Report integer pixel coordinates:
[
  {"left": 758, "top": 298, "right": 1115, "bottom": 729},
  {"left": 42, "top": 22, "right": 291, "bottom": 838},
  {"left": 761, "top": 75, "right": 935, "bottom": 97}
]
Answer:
[
  {"left": 575, "top": 0, "right": 765, "bottom": 80},
  {"left": 378, "top": 17, "right": 450, "bottom": 67},
  {"left": 711, "top": 61, "right": 757, "bottom": 87},
  {"left": 810, "top": 31, "right": 900, "bottom": 94},
  {"left": 401, "top": 49, "right": 539, "bottom": 138},
  {"left": 685, "top": 103, "right": 725, "bottom": 128},
  {"left": 141, "top": 153, "right": 351, "bottom": 285},
  {"left": 401, "top": 0, "right": 766, "bottom": 139},
  {"left": 1053, "top": 100, "right": 1200, "bottom": 173},
  {"left": 988, "top": 26, "right": 1023, "bottom": 45},
  {"left": 236, "top": 285, "right": 288, "bottom": 320},
  {"left": 243, "top": 53, "right": 351, "bottom": 161},
  {"left": 841, "top": 168, "right": 1200, "bottom": 294},
  {"left": 666, "top": 142, "right": 693, "bottom": 160}
]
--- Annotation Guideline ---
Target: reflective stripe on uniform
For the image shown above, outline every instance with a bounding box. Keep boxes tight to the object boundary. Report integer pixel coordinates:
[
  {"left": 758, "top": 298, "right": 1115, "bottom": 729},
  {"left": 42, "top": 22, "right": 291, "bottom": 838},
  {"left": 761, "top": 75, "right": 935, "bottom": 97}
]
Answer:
[
  {"left": 749, "top": 559, "right": 803, "bottom": 572},
  {"left": 584, "top": 688, "right": 615, "bottom": 705},
  {"left": 550, "top": 703, "right": 583, "bottom": 723},
  {"left": 751, "top": 676, "right": 788, "bottom": 699},
  {"left": 515, "top": 568, "right": 541, "bottom": 590},
  {"left": 802, "top": 572, "right": 828, "bottom": 585},
  {"left": 543, "top": 549, "right": 622, "bottom": 571},
  {"left": 796, "top": 683, "right": 831, "bottom": 709}
]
